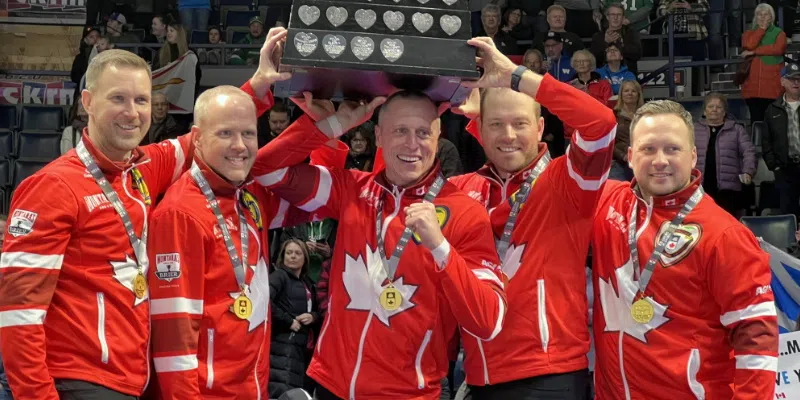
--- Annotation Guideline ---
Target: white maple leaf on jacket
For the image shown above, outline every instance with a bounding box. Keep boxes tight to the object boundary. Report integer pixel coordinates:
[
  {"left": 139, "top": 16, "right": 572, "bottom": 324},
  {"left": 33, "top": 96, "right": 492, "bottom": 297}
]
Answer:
[
  {"left": 228, "top": 257, "right": 270, "bottom": 332},
  {"left": 598, "top": 258, "right": 670, "bottom": 343},
  {"left": 111, "top": 254, "right": 149, "bottom": 306},
  {"left": 501, "top": 243, "right": 526, "bottom": 280},
  {"left": 343, "top": 244, "right": 418, "bottom": 326}
]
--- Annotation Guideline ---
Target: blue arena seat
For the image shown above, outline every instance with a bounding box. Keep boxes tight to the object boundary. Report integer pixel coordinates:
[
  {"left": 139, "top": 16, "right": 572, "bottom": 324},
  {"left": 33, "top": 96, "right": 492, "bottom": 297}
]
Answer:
[
  {"left": 0, "top": 157, "right": 10, "bottom": 188},
  {"left": 13, "top": 158, "right": 51, "bottom": 188},
  {"left": 0, "top": 104, "right": 17, "bottom": 130},
  {"left": 191, "top": 29, "right": 208, "bottom": 44},
  {"left": 741, "top": 215, "right": 798, "bottom": 251},
  {"left": 225, "top": 10, "right": 260, "bottom": 28},
  {"left": 20, "top": 105, "right": 64, "bottom": 131},
  {"left": 17, "top": 130, "right": 62, "bottom": 160},
  {"left": 0, "top": 129, "right": 13, "bottom": 158}
]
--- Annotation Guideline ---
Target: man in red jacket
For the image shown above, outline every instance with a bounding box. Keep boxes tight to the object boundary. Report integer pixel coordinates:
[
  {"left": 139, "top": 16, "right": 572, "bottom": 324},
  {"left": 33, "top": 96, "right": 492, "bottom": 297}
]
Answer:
[
  {"left": 249, "top": 85, "right": 506, "bottom": 398},
  {"left": 448, "top": 38, "right": 616, "bottom": 398},
  {"left": 0, "top": 28, "right": 289, "bottom": 399},
  {"left": 591, "top": 100, "right": 778, "bottom": 399},
  {"left": 146, "top": 84, "right": 319, "bottom": 398}
]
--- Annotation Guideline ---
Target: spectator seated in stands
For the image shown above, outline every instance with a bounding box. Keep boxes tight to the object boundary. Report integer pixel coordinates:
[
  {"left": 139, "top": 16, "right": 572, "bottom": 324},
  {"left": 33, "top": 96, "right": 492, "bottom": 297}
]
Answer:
[
  {"left": 104, "top": 12, "right": 140, "bottom": 44},
  {"left": 554, "top": 0, "right": 603, "bottom": 39},
  {"left": 149, "top": 15, "right": 167, "bottom": 44},
  {"left": 141, "top": 93, "right": 182, "bottom": 145},
  {"left": 741, "top": 3, "right": 787, "bottom": 125},
  {"left": 70, "top": 27, "right": 100, "bottom": 88},
  {"left": 609, "top": 80, "right": 644, "bottom": 181},
  {"left": 520, "top": 48, "right": 567, "bottom": 156},
  {"left": 604, "top": 0, "right": 653, "bottom": 33},
  {"left": 95, "top": 35, "right": 115, "bottom": 54},
  {"left": 197, "top": 26, "right": 224, "bottom": 65},
  {"left": 522, "top": 48, "right": 548, "bottom": 74},
  {"left": 259, "top": 101, "right": 291, "bottom": 148},
  {"left": 344, "top": 122, "right": 376, "bottom": 172},
  {"left": 590, "top": 4, "right": 642, "bottom": 74},
  {"left": 565, "top": 50, "right": 612, "bottom": 139},
  {"left": 500, "top": 7, "right": 533, "bottom": 41},
  {"left": 694, "top": 93, "right": 757, "bottom": 218},
  {"left": 595, "top": 43, "right": 637, "bottom": 95},
  {"left": 61, "top": 100, "right": 88, "bottom": 154},
  {"left": 155, "top": 22, "right": 190, "bottom": 68},
  {"left": 477, "top": 4, "right": 520, "bottom": 55},
  {"left": 544, "top": 31, "right": 576, "bottom": 82},
  {"left": 507, "top": 0, "right": 550, "bottom": 34},
  {"left": 268, "top": 239, "right": 321, "bottom": 398},
  {"left": 229, "top": 16, "right": 267, "bottom": 66},
  {"left": 533, "top": 5, "right": 584, "bottom": 56}
]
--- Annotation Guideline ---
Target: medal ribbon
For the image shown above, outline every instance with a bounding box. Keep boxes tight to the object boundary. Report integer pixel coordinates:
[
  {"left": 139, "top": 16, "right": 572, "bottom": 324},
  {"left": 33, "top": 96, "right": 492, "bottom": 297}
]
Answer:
[
  {"left": 191, "top": 162, "right": 251, "bottom": 291},
  {"left": 496, "top": 152, "right": 551, "bottom": 260},
  {"left": 76, "top": 141, "right": 148, "bottom": 270},
  {"left": 628, "top": 186, "right": 704, "bottom": 296},
  {"left": 375, "top": 175, "right": 445, "bottom": 282}
]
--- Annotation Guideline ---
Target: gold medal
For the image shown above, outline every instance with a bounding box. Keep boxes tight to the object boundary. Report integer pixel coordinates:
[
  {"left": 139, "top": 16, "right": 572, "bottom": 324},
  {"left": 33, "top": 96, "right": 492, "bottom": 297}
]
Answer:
[
  {"left": 630, "top": 298, "right": 654, "bottom": 324},
  {"left": 379, "top": 285, "right": 403, "bottom": 311},
  {"left": 133, "top": 271, "right": 148, "bottom": 299},
  {"left": 233, "top": 293, "right": 253, "bottom": 320}
]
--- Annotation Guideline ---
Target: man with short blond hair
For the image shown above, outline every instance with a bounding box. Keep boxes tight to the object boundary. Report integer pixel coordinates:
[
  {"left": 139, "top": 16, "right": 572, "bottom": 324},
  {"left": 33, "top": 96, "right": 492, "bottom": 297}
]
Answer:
[
  {"left": 591, "top": 99, "right": 777, "bottom": 399},
  {"left": 0, "top": 27, "right": 290, "bottom": 399}
]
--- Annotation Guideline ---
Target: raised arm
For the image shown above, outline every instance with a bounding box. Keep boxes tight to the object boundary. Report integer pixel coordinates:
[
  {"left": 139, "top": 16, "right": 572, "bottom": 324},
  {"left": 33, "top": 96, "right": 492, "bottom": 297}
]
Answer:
[{"left": 0, "top": 174, "right": 78, "bottom": 400}]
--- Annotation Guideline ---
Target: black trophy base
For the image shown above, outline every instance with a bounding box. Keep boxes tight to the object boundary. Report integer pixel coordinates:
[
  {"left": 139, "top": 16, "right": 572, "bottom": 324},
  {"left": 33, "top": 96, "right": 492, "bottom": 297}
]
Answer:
[{"left": 274, "top": 65, "right": 475, "bottom": 105}]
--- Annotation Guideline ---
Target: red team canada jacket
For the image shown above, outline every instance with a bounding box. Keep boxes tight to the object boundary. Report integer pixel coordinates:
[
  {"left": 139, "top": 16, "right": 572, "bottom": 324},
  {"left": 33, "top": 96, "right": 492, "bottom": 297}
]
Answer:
[
  {"left": 449, "top": 74, "right": 616, "bottom": 385},
  {"left": 147, "top": 156, "right": 315, "bottom": 399},
  {"left": 0, "top": 82, "right": 272, "bottom": 399},
  {"left": 250, "top": 115, "right": 506, "bottom": 399},
  {"left": 592, "top": 175, "right": 778, "bottom": 399}
]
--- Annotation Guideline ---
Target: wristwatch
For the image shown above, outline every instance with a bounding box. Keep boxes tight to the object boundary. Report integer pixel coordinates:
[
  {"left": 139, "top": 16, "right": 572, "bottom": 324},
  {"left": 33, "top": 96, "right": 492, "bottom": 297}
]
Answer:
[{"left": 510, "top": 65, "right": 528, "bottom": 92}]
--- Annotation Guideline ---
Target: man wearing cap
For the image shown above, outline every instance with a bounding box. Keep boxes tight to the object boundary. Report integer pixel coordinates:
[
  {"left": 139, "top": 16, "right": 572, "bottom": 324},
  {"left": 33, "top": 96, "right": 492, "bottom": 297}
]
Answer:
[
  {"left": 762, "top": 62, "right": 800, "bottom": 222},
  {"left": 105, "top": 12, "right": 140, "bottom": 44},
  {"left": 544, "top": 32, "right": 575, "bottom": 82},
  {"left": 230, "top": 16, "right": 266, "bottom": 66}
]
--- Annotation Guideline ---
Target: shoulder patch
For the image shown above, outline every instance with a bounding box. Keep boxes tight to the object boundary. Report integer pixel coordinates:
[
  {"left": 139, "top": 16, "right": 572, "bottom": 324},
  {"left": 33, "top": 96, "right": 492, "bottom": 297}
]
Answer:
[
  {"left": 8, "top": 209, "right": 38, "bottom": 237},
  {"left": 155, "top": 253, "right": 182, "bottom": 282}
]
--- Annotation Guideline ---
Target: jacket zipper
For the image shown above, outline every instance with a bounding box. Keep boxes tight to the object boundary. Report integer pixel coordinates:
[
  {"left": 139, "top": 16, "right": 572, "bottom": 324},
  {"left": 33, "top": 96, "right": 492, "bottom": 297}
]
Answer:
[
  {"left": 415, "top": 330, "right": 433, "bottom": 389},
  {"left": 537, "top": 279, "right": 550, "bottom": 352},
  {"left": 206, "top": 328, "right": 215, "bottom": 389},
  {"left": 97, "top": 292, "right": 109, "bottom": 364}
]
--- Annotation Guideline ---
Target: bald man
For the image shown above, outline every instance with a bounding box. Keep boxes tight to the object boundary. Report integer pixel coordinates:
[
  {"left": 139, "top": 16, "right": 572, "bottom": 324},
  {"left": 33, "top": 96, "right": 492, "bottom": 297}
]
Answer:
[{"left": 146, "top": 86, "right": 320, "bottom": 398}]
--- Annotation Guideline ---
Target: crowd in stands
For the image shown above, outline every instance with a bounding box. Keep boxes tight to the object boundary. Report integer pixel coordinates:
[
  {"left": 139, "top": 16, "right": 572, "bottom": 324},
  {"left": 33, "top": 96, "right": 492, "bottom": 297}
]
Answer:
[{"left": 2, "top": 0, "right": 800, "bottom": 398}]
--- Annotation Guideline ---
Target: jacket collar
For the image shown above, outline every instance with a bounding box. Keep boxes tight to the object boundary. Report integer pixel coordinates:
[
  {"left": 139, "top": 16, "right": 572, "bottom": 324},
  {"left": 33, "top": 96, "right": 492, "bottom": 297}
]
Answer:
[
  {"left": 630, "top": 169, "right": 703, "bottom": 209},
  {"left": 476, "top": 143, "right": 550, "bottom": 185},
  {"left": 698, "top": 117, "right": 734, "bottom": 129},
  {"left": 373, "top": 160, "right": 444, "bottom": 199},
  {"left": 192, "top": 154, "right": 253, "bottom": 197},
  {"left": 80, "top": 127, "right": 149, "bottom": 173}
]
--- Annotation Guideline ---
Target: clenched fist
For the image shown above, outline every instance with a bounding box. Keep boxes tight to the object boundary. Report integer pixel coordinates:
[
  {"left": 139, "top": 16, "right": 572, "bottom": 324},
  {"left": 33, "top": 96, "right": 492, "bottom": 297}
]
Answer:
[{"left": 404, "top": 202, "right": 445, "bottom": 251}]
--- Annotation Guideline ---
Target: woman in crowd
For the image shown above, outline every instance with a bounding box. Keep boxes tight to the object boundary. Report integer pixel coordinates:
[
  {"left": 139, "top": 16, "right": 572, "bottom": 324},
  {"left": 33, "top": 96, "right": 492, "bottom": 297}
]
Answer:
[
  {"left": 741, "top": 2, "right": 786, "bottom": 124},
  {"left": 156, "top": 22, "right": 189, "bottom": 68},
  {"left": 197, "top": 25, "right": 224, "bottom": 65},
  {"left": 609, "top": 80, "right": 643, "bottom": 181},
  {"left": 269, "top": 239, "right": 320, "bottom": 398},
  {"left": 694, "top": 93, "right": 757, "bottom": 217},
  {"left": 500, "top": 7, "right": 533, "bottom": 40},
  {"left": 60, "top": 99, "right": 88, "bottom": 154},
  {"left": 344, "top": 122, "right": 376, "bottom": 172},
  {"left": 564, "top": 50, "right": 612, "bottom": 140}
]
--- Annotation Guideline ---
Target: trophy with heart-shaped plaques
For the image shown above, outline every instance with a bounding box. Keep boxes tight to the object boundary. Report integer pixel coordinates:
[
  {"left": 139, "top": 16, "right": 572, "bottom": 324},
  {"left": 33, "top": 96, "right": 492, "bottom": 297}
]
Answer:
[{"left": 275, "top": 0, "right": 477, "bottom": 105}]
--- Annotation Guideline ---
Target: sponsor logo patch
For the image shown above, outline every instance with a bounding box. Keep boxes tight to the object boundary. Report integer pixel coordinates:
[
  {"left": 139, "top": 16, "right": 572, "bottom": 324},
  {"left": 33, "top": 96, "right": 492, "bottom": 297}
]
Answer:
[
  {"left": 656, "top": 222, "right": 703, "bottom": 267},
  {"left": 155, "top": 253, "right": 181, "bottom": 282},
  {"left": 8, "top": 209, "right": 38, "bottom": 237}
]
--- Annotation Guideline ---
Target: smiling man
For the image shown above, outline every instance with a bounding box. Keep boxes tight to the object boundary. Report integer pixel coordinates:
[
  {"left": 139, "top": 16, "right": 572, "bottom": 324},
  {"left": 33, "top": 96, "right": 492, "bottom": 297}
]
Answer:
[
  {"left": 591, "top": 100, "right": 777, "bottom": 399},
  {"left": 449, "top": 37, "right": 616, "bottom": 399},
  {"left": 0, "top": 27, "right": 290, "bottom": 400},
  {"left": 250, "top": 89, "right": 506, "bottom": 398}
]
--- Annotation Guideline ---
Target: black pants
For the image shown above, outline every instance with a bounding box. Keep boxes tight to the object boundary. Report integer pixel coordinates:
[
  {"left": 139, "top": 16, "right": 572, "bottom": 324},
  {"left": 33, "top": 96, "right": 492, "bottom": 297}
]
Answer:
[
  {"left": 775, "top": 162, "right": 800, "bottom": 221},
  {"left": 745, "top": 98, "right": 774, "bottom": 125},
  {"left": 55, "top": 380, "right": 136, "bottom": 400},
  {"left": 469, "top": 369, "right": 590, "bottom": 400}
]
